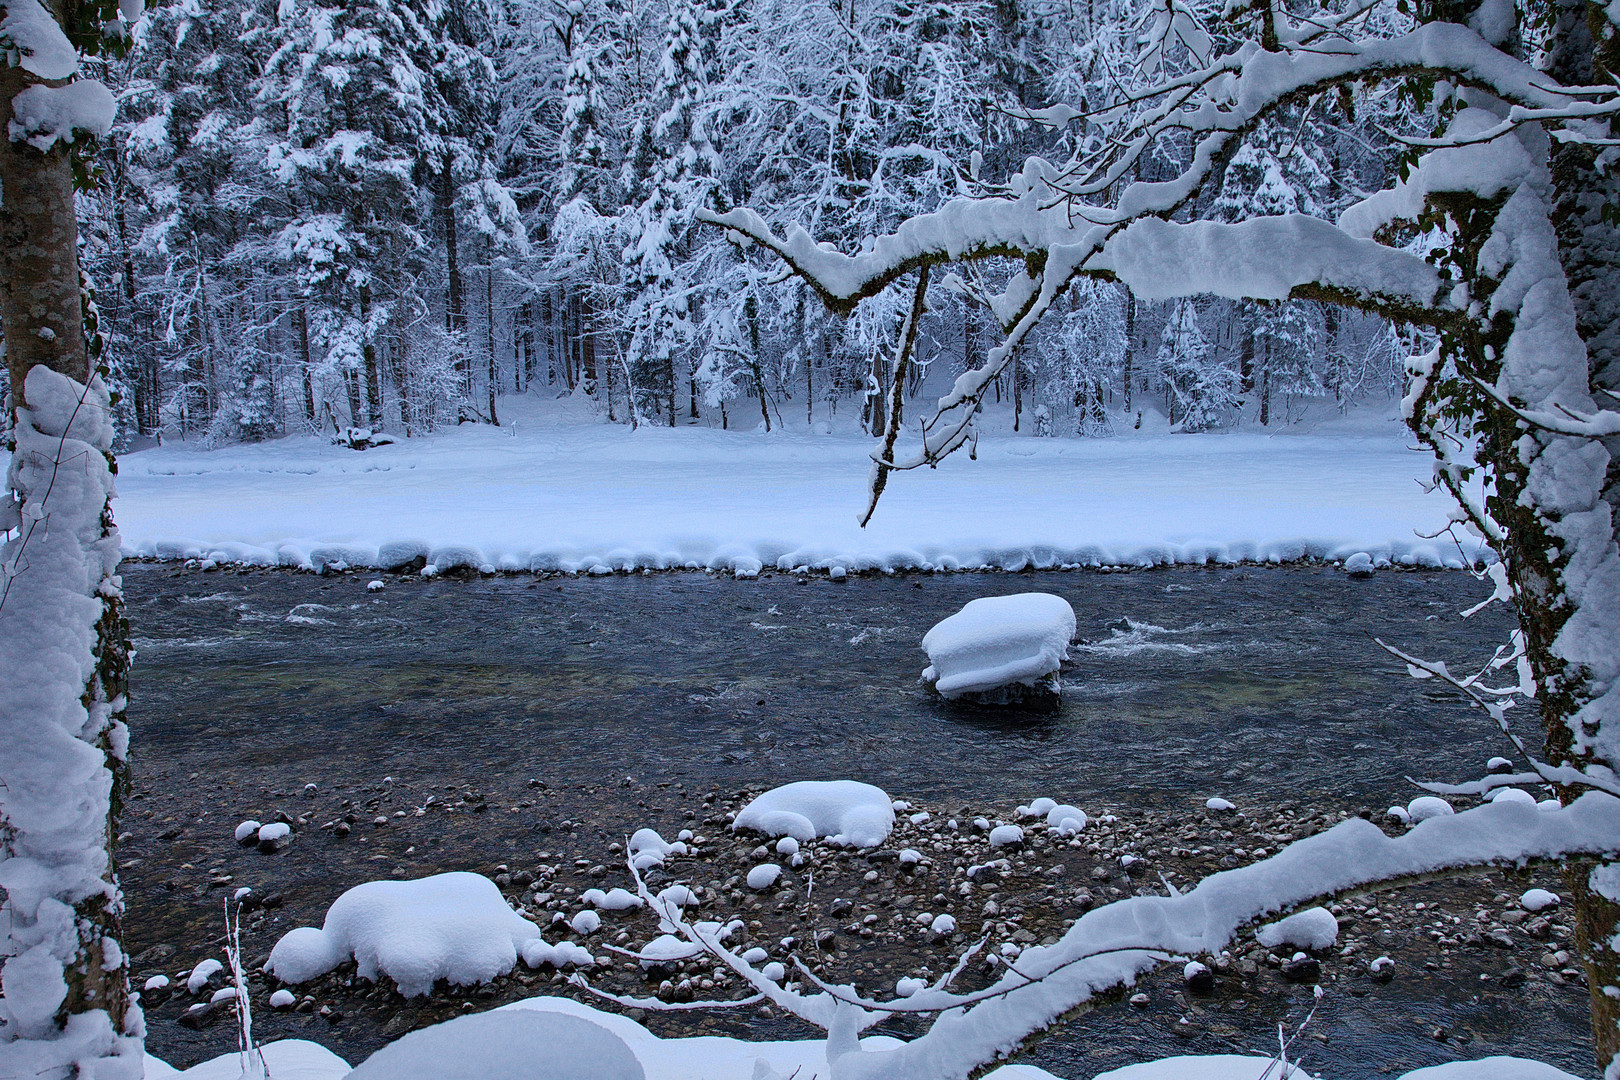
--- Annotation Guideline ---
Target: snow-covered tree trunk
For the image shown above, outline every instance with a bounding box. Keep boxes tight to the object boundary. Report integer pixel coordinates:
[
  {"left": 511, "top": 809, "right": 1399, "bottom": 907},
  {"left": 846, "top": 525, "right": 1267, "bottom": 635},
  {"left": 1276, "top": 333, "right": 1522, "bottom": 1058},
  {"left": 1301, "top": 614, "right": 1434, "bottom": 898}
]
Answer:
[
  {"left": 0, "top": 3, "right": 139, "bottom": 1074},
  {"left": 1536, "top": 0, "right": 1620, "bottom": 1060}
]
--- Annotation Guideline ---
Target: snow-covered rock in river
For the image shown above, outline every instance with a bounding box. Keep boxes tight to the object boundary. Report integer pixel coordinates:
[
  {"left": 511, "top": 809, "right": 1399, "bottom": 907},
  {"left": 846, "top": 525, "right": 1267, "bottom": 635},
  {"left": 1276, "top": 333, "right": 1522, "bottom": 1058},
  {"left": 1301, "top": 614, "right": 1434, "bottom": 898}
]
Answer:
[
  {"left": 1256, "top": 906, "right": 1339, "bottom": 950},
  {"left": 346, "top": 1007, "right": 644, "bottom": 1080},
  {"left": 1344, "top": 551, "right": 1376, "bottom": 578},
  {"left": 920, "top": 593, "right": 1076, "bottom": 705},
  {"left": 733, "top": 780, "right": 894, "bottom": 848},
  {"left": 267, "top": 871, "right": 548, "bottom": 996}
]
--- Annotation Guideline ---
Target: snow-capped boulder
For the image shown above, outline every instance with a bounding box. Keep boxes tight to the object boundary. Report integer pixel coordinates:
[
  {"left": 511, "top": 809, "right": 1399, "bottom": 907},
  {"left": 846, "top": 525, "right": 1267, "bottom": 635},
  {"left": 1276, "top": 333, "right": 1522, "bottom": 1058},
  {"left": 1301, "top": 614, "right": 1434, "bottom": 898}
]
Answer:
[
  {"left": 920, "top": 593, "right": 1076, "bottom": 705},
  {"left": 628, "top": 828, "right": 686, "bottom": 871},
  {"left": 733, "top": 781, "right": 894, "bottom": 848},
  {"left": 1344, "top": 551, "right": 1376, "bottom": 578},
  {"left": 1521, "top": 889, "right": 1560, "bottom": 912},
  {"left": 347, "top": 1008, "right": 644, "bottom": 1080},
  {"left": 267, "top": 872, "right": 542, "bottom": 996}
]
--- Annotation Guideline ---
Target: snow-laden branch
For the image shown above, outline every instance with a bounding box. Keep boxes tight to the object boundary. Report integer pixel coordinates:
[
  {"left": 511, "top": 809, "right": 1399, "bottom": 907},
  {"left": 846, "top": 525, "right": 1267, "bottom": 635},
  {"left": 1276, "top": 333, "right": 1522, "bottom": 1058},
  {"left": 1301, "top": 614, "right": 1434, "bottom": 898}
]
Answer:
[{"left": 1376, "top": 638, "right": 1620, "bottom": 798}]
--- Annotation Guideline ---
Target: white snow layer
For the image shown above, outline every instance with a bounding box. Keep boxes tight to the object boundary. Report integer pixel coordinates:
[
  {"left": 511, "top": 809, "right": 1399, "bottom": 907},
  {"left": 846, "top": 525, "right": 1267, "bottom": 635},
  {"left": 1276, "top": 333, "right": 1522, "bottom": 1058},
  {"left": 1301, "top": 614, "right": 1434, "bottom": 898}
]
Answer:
[
  {"left": 921, "top": 593, "right": 1076, "bottom": 697},
  {"left": 346, "top": 1007, "right": 645, "bottom": 1080},
  {"left": 0, "top": 0, "right": 80, "bottom": 79},
  {"left": 734, "top": 781, "right": 895, "bottom": 848},
  {"left": 1255, "top": 906, "right": 1339, "bottom": 950},
  {"left": 9, "top": 79, "right": 117, "bottom": 151},
  {"left": 1092, "top": 1056, "right": 1312, "bottom": 1079},
  {"left": 266, "top": 872, "right": 555, "bottom": 996},
  {"left": 147, "top": 995, "right": 1073, "bottom": 1079},
  {"left": 143, "top": 993, "right": 1587, "bottom": 1080},
  {"left": 101, "top": 405, "right": 1488, "bottom": 574}
]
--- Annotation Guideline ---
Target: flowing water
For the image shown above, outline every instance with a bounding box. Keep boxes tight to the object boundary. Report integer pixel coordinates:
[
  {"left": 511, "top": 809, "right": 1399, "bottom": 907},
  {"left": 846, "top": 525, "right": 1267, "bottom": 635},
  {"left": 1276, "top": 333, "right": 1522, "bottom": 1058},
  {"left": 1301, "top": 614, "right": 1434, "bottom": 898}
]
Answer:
[{"left": 118, "top": 562, "right": 1593, "bottom": 1076}]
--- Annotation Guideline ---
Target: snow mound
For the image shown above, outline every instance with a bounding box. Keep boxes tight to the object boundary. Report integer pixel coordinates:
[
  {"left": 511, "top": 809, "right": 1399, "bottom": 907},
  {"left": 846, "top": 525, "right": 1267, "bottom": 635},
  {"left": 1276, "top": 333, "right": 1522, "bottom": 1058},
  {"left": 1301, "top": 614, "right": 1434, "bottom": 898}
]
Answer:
[
  {"left": 1093, "top": 1056, "right": 1313, "bottom": 1080},
  {"left": 266, "top": 872, "right": 541, "bottom": 996},
  {"left": 519, "top": 939, "right": 594, "bottom": 969},
  {"left": 1046, "top": 804, "right": 1087, "bottom": 835},
  {"left": 1399, "top": 1059, "right": 1584, "bottom": 1080},
  {"left": 734, "top": 780, "right": 894, "bottom": 848},
  {"left": 629, "top": 828, "right": 687, "bottom": 871},
  {"left": 153, "top": 1038, "right": 352, "bottom": 1079},
  {"left": 920, "top": 593, "right": 1076, "bottom": 699},
  {"left": 989, "top": 824, "right": 1025, "bottom": 848},
  {"left": 1256, "top": 906, "right": 1339, "bottom": 950},
  {"left": 347, "top": 1008, "right": 643, "bottom": 1080},
  {"left": 186, "top": 959, "right": 221, "bottom": 994},
  {"left": 1521, "top": 889, "right": 1560, "bottom": 911},
  {"left": 747, "top": 864, "right": 782, "bottom": 890},
  {"left": 582, "top": 887, "right": 643, "bottom": 911},
  {"left": 1407, "top": 796, "right": 1456, "bottom": 823},
  {"left": 1017, "top": 798, "right": 1057, "bottom": 818}
]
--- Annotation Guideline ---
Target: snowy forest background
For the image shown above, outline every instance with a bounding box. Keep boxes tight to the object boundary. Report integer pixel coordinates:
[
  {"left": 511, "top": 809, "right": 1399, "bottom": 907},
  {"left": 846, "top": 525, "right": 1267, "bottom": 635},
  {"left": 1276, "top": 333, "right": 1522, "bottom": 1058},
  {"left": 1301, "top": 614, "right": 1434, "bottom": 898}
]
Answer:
[{"left": 56, "top": 0, "right": 1416, "bottom": 449}]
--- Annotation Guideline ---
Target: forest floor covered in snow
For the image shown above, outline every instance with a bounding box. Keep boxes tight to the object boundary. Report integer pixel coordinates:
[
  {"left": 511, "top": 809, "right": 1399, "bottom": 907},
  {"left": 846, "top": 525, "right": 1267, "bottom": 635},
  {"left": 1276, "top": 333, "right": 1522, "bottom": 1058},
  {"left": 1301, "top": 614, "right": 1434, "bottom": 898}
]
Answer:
[{"left": 109, "top": 396, "right": 1486, "bottom": 574}]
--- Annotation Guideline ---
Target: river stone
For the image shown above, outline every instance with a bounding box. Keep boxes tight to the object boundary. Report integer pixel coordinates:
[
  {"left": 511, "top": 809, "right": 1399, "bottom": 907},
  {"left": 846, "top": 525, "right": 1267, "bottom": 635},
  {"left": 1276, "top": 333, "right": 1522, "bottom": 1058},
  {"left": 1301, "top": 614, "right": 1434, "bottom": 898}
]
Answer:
[{"left": 1280, "top": 956, "right": 1321, "bottom": 983}]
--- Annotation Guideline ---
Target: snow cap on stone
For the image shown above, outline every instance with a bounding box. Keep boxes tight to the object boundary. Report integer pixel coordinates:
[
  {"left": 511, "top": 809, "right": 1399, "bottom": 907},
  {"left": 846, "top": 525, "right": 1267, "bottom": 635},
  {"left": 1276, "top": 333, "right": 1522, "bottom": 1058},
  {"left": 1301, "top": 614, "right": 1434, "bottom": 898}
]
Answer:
[
  {"left": 920, "top": 593, "right": 1075, "bottom": 698},
  {"left": 734, "top": 781, "right": 894, "bottom": 848},
  {"left": 267, "top": 872, "right": 540, "bottom": 996}
]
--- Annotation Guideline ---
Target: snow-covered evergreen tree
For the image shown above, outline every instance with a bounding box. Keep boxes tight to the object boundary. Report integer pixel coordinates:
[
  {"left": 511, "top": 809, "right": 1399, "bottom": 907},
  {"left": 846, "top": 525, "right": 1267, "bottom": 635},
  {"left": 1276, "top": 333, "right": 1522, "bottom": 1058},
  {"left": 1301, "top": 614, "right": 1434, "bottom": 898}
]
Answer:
[{"left": 1155, "top": 299, "right": 1236, "bottom": 431}]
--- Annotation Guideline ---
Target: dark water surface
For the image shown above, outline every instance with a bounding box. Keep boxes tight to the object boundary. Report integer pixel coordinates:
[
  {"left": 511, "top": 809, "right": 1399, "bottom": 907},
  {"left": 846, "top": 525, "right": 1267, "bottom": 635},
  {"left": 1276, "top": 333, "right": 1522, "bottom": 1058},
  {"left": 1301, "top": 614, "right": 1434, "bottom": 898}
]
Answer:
[
  {"left": 126, "top": 562, "right": 1518, "bottom": 802},
  {"left": 118, "top": 562, "right": 1593, "bottom": 1076}
]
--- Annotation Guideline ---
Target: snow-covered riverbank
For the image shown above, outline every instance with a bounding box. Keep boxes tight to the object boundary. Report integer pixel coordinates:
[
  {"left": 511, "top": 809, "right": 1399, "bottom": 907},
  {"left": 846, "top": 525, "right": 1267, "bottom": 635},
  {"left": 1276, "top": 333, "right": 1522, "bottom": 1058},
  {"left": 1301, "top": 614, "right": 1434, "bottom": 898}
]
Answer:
[{"left": 108, "top": 399, "right": 1485, "bottom": 575}]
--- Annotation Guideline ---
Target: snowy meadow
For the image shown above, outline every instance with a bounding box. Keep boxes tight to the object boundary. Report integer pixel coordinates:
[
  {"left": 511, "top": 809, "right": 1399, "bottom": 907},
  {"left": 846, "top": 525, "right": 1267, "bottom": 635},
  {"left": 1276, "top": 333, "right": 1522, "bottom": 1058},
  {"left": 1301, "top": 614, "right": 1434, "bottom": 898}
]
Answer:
[{"left": 113, "top": 398, "right": 1483, "bottom": 578}]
